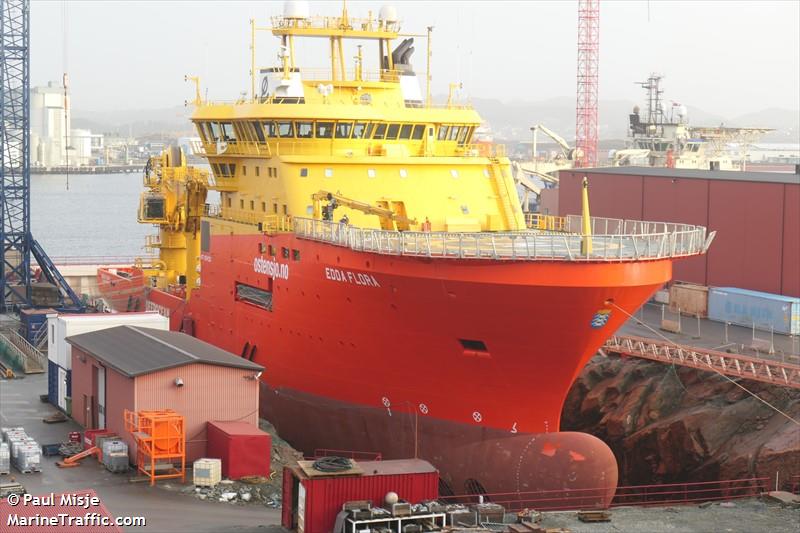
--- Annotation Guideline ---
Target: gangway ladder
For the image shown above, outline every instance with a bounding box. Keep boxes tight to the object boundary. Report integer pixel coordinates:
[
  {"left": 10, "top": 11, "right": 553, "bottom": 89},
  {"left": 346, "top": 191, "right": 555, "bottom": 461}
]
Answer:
[
  {"left": 604, "top": 334, "right": 800, "bottom": 390},
  {"left": 488, "top": 159, "right": 525, "bottom": 231}
]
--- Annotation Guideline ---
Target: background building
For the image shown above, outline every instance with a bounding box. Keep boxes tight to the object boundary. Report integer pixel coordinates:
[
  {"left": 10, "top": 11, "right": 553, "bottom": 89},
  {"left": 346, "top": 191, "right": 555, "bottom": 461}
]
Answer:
[
  {"left": 558, "top": 167, "right": 800, "bottom": 297},
  {"left": 31, "top": 81, "right": 69, "bottom": 167}
]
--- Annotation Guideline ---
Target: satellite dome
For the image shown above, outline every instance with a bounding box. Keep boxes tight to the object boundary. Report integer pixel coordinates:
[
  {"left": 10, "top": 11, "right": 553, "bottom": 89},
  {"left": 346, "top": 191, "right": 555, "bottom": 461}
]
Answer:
[
  {"left": 379, "top": 5, "right": 399, "bottom": 23},
  {"left": 633, "top": 105, "right": 640, "bottom": 114},
  {"left": 284, "top": 0, "right": 310, "bottom": 20},
  {"left": 384, "top": 491, "right": 399, "bottom": 505}
]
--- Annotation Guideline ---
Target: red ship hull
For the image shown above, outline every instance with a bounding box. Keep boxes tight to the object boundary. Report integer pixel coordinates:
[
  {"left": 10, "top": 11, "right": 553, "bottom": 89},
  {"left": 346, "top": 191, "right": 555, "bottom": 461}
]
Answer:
[{"left": 149, "top": 232, "right": 672, "bottom": 500}]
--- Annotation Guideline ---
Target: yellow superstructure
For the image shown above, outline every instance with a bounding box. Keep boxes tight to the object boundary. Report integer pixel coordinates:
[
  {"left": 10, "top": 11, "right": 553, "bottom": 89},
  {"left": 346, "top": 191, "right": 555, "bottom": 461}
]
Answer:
[{"left": 189, "top": 3, "right": 525, "bottom": 240}]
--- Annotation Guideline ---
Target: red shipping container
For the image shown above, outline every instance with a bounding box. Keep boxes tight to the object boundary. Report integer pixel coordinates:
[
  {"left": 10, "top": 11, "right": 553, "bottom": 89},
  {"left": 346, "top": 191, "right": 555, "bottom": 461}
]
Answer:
[
  {"left": 206, "top": 421, "right": 271, "bottom": 479},
  {"left": 281, "top": 459, "right": 439, "bottom": 533}
]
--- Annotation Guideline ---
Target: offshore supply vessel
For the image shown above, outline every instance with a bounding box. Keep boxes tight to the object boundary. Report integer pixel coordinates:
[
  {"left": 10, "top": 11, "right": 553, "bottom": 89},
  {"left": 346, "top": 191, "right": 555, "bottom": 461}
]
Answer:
[{"left": 101, "top": 3, "right": 712, "bottom": 501}]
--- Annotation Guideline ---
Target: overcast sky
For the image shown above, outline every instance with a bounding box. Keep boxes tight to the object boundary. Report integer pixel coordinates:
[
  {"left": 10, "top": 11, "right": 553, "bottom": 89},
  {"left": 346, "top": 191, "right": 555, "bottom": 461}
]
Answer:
[{"left": 31, "top": 0, "right": 800, "bottom": 117}]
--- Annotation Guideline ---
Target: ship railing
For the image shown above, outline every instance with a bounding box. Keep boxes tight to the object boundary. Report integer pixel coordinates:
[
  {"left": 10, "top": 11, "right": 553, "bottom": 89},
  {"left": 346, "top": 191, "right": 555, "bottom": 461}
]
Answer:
[
  {"left": 296, "top": 67, "right": 401, "bottom": 83},
  {"left": 194, "top": 139, "right": 503, "bottom": 159},
  {"left": 292, "top": 217, "right": 708, "bottom": 261},
  {"left": 202, "top": 206, "right": 293, "bottom": 234},
  {"left": 193, "top": 139, "right": 272, "bottom": 157},
  {"left": 270, "top": 14, "right": 399, "bottom": 34}
]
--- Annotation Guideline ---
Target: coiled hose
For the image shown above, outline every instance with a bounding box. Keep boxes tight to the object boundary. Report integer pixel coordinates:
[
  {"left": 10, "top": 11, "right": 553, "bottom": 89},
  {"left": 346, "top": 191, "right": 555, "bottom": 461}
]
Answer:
[{"left": 312, "top": 456, "right": 353, "bottom": 473}]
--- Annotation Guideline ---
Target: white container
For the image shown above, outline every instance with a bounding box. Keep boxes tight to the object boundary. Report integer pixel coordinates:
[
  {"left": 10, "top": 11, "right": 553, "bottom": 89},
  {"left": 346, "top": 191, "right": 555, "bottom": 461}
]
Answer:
[
  {"left": 13, "top": 444, "right": 40, "bottom": 472},
  {"left": 54, "top": 312, "right": 169, "bottom": 370},
  {"left": 0, "top": 442, "right": 10, "bottom": 474},
  {"left": 101, "top": 439, "right": 128, "bottom": 465},
  {"left": 193, "top": 458, "right": 222, "bottom": 487}
]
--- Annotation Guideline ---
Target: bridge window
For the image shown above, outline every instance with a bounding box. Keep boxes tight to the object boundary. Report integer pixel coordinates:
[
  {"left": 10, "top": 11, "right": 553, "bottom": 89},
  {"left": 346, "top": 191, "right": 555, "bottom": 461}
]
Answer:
[
  {"left": 220, "top": 122, "right": 236, "bottom": 142},
  {"left": 373, "top": 123, "right": 387, "bottom": 139},
  {"left": 236, "top": 282, "right": 273, "bottom": 312},
  {"left": 243, "top": 166, "right": 247, "bottom": 176},
  {"left": 240, "top": 199, "right": 244, "bottom": 209},
  {"left": 412, "top": 124, "right": 425, "bottom": 140},
  {"left": 277, "top": 121, "right": 293, "bottom": 138},
  {"left": 364, "top": 123, "right": 376, "bottom": 138},
  {"left": 300, "top": 167, "right": 308, "bottom": 177},
  {"left": 316, "top": 121, "right": 334, "bottom": 138},
  {"left": 297, "top": 122, "right": 313, "bottom": 138},
  {"left": 261, "top": 202, "right": 266, "bottom": 212},
  {"left": 209, "top": 122, "right": 222, "bottom": 142},
  {"left": 250, "top": 200, "right": 255, "bottom": 210},
  {"left": 399, "top": 124, "right": 413, "bottom": 139},
  {"left": 437, "top": 125, "right": 449, "bottom": 141},
  {"left": 386, "top": 123, "right": 400, "bottom": 140},
  {"left": 250, "top": 122, "right": 266, "bottom": 143},
  {"left": 457, "top": 126, "right": 470, "bottom": 145},
  {"left": 448, "top": 126, "right": 460, "bottom": 142},
  {"left": 255, "top": 166, "right": 260, "bottom": 177},
  {"left": 352, "top": 122, "right": 367, "bottom": 139},
  {"left": 264, "top": 121, "right": 278, "bottom": 138},
  {"left": 273, "top": 203, "right": 278, "bottom": 213},
  {"left": 335, "top": 122, "right": 353, "bottom": 138}
]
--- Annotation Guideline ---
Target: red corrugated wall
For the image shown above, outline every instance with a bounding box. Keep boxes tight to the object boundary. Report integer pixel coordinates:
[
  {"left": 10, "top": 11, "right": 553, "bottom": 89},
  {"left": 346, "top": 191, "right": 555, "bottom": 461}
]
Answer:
[
  {"left": 707, "top": 180, "right": 785, "bottom": 294},
  {"left": 299, "top": 468, "right": 439, "bottom": 533},
  {"left": 135, "top": 363, "right": 260, "bottom": 462},
  {"left": 558, "top": 170, "right": 799, "bottom": 297},
  {"left": 642, "top": 176, "right": 709, "bottom": 284},
  {"left": 782, "top": 184, "right": 800, "bottom": 296}
]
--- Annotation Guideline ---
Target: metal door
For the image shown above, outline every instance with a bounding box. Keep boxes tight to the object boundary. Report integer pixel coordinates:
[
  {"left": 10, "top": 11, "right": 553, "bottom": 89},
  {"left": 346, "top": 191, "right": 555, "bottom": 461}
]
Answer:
[
  {"left": 97, "top": 366, "right": 106, "bottom": 428},
  {"left": 57, "top": 367, "right": 67, "bottom": 411}
]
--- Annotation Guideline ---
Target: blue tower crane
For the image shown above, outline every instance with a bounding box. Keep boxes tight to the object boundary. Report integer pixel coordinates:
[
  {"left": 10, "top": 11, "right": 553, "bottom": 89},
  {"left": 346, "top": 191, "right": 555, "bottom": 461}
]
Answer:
[{"left": 1, "top": 0, "right": 83, "bottom": 314}]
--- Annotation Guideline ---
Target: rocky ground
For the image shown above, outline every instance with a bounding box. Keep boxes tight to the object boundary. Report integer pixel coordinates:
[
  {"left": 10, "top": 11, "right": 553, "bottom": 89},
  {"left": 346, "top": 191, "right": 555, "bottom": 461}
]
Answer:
[
  {"left": 159, "top": 418, "right": 304, "bottom": 508},
  {"left": 562, "top": 355, "right": 800, "bottom": 487}
]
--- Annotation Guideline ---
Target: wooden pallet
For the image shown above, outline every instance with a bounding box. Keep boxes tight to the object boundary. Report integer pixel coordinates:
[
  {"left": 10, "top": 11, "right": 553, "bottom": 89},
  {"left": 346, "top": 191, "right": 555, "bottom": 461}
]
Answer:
[{"left": 577, "top": 509, "right": 611, "bottom": 523}]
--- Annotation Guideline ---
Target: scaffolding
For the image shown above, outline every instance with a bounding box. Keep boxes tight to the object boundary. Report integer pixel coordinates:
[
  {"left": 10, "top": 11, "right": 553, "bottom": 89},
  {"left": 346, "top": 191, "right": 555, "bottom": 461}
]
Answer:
[{"left": 124, "top": 409, "right": 186, "bottom": 486}]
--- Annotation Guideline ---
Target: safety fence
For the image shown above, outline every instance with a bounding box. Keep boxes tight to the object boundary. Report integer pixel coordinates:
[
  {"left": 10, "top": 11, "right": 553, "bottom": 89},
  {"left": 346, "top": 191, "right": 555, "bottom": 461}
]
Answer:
[
  {"left": 439, "top": 477, "right": 770, "bottom": 512},
  {"left": 293, "top": 216, "right": 708, "bottom": 262},
  {"left": 50, "top": 255, "right": 157, "bottom": 266}
]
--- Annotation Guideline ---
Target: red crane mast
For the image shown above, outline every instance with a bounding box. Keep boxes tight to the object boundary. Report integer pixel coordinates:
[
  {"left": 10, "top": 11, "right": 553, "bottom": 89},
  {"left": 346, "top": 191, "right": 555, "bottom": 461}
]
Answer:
[{"left": 575, "top": 0, "right": 599, "bottom": 168}]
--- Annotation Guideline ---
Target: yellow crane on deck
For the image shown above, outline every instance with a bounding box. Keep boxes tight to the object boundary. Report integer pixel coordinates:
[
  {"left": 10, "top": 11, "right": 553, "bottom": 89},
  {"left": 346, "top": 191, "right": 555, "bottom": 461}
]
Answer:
[{"left": 311, "top": 191, "right": 417, "bottom": 231}]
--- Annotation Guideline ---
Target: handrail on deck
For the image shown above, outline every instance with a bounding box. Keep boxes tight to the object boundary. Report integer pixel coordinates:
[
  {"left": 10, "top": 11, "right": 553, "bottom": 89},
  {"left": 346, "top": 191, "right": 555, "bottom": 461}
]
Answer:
[{"left": 291, "top": 216, "right": 708, "bottom": 262}]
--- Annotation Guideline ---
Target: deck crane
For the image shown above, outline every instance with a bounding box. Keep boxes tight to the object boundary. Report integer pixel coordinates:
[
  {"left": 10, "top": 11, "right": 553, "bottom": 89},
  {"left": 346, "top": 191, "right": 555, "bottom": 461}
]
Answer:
[
  {"left": 513, "top": 124, "right": 577, "bottom": 212},
  {"left": 0, "top": 0, "right": 84, "bottom": 315},
  {"left": 311, "top": 191, "right": 417, "bottom": 231}
]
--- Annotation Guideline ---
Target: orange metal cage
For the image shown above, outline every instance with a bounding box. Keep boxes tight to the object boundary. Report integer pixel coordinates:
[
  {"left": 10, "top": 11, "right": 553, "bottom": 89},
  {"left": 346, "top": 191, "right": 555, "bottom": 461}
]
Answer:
[{"left": 124, "top": 409, "right": 186, "bottom": 486}]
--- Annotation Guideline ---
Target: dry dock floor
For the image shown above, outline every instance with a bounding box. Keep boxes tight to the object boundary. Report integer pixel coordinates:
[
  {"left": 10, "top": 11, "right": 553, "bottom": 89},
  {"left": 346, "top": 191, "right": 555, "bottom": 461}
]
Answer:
[{"left": 0, "top": 372, "right": 279, "bottom": 532}]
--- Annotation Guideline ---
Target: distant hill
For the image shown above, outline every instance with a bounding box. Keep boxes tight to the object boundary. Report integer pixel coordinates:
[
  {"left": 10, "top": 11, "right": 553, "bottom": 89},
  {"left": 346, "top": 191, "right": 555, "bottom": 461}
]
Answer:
[
  {"left": 71, "top": 99, "right": 799, "bottom": 144},
  {"left": 71, "top": 106, "right": 194, "bottom": 137}
]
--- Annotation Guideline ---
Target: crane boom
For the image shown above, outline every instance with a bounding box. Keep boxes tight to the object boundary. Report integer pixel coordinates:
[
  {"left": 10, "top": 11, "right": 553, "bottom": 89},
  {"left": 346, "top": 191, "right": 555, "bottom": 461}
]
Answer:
[
  {"left": 532, "top": 124, "right": 573, "bottom": 156},
  {"left": 312, "top": 191, "right": 417, "bottom": 230}
]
